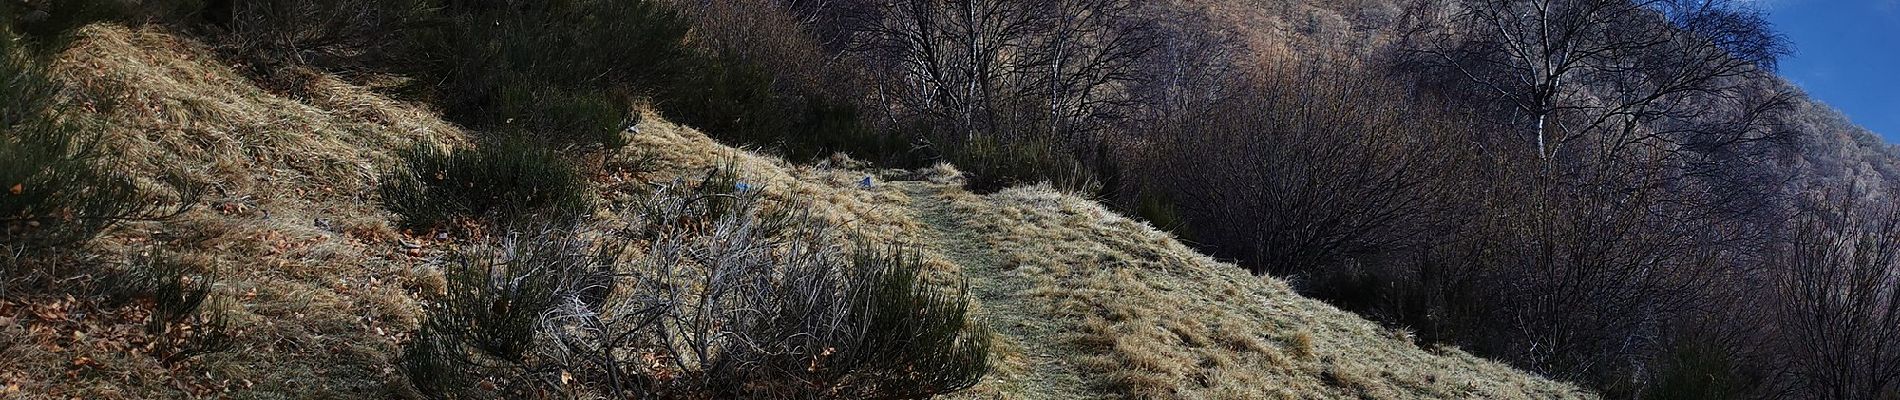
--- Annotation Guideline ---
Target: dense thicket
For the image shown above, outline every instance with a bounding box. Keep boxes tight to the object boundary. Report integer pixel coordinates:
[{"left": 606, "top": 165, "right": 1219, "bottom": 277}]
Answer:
[
  {"left": 1768, "top": 198, "right": 1900, "bottom": 399},
  {"left": 1138, "top": 61, "right": 1466, "bottom": 278}
]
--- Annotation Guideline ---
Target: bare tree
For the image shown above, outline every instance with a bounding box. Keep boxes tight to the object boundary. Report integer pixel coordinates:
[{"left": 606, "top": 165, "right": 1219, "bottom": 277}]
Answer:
[
  {"left": 1035, "top": 0, "right": 1151, "bottom": 145},
  {"left": 1772, "top": 198, "right": 1900, "bottom": 400},
  {"left": 839, "top": 0, "right": 1151, "bottom": 148},
  {"left": 1145, "top": 61, "right": 1458, "bottom": 277}
]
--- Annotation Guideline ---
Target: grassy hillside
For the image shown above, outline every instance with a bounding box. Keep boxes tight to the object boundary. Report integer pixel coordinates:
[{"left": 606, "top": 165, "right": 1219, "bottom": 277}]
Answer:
[{"left": 0, "top": 25, "right": 1589, "bottom": 399}]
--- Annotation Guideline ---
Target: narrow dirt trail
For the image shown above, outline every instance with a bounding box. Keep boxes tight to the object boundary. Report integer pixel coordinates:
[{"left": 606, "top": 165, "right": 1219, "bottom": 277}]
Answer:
[{"left": 895, "top": 182, "right": 1109, "bottom": 400}]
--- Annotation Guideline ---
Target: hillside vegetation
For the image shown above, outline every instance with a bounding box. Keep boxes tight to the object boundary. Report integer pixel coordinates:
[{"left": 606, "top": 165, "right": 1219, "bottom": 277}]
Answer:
[
  {"left": 0, "top": 25, "right": 1593, "bottom": 398},
  {"left": 7, "top": 0, "right": 1899, "bottom": 398}
]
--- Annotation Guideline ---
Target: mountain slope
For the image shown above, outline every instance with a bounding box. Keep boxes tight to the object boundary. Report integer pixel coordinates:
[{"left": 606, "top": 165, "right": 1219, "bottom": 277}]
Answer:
[
  {"left": 0, "top": 25, "right": 1587, "bottom": 399},
  {"left": 622, "top": 104, "right": 1592, "bottom": 400}
]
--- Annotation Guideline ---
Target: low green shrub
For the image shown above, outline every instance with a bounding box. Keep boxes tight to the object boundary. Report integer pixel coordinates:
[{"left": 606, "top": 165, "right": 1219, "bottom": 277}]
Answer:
[
  {"left": 399, "top": 227, "right": 614, "bottom": 396},
  {"left": 785, "top": 98, "right": 909, "bottom": 162},
  {"left": 658, "top": 54, "right": 780, "bottom": 148},
  {"left": 837, "top": 242, "right": 992, "bottom": 398},
  {"left": 397, "top": 323, "right": 468, "bottom": 398},
  {"left": 482, "top": 81, "right": 627, "bottom": 146},
  {"left": 436, "top": 229, "right": 605, "bottom": 361},
  {"left": 0, "top": 116, "right": 149, "bottom": 246},
  {"left": 377, "top": 139, "right": 593, "bottom": 232},
  {"left": 100, "top": 251, "right": 233, "bottom": 365},
  {"left": 1134, "top": 190, "right": 1192, "bottom": 240}
]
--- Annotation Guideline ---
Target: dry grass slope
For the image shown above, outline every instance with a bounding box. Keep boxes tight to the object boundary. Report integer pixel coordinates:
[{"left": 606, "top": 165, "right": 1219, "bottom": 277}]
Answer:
[
  {"left": 4, "top": 24, "right": 464, "bottom": 398},
  {"left": 913, "top": 183, "right": 1591, "bottom": 399},
  {"left": 0, "top": 25, "right": 1589, "bottom": 399}
]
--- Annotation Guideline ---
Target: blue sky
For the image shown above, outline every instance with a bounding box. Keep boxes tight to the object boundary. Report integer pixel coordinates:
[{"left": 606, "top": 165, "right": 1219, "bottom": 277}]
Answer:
[{"left": 1760, "top": 0, "right": 1900, "bottom": 141}]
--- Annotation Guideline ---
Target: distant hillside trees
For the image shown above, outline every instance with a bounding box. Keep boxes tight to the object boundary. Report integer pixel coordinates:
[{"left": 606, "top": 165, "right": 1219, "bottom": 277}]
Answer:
[
  {"left": 847, "top": 0, "right": 1151, "bottom": 144},
  {"left": 1384, "top": 0, "right": 1800, "bottom": 388}
]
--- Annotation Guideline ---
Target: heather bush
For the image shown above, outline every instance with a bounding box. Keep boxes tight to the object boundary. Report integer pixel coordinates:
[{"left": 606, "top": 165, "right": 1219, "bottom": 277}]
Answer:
[
  {"left": 397, "top": 226, "right": 614, "bottom": 399},
  {"left": 3, "top": 29, "right": 120, "bottom": 246},
  {"left": 397, "top": 227, "right": 608, "bottom": 396},
  {"left": 402, "top": 171, "right": 989, "bottom": 399},
  {"left": 1640, "top": 338, "right": 1754, "bottom": 400},
  {"left": 663, "top": 1, "right": 897, "bottom": 163},
  {"left": 377, "top": 138, "right": 593, "bottom": 232},
  {"left": 100, "top": 251, "right": 234, "bottom": 366},
  {"left": 537, "top": 176, "right": 988, "bottom": 398},
  {"left": 2, "top": 28, "right": 193, "bottom": 265}
]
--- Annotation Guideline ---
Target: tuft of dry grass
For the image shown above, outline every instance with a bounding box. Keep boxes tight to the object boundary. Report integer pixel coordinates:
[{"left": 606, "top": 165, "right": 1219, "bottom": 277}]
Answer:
[{"left": 608, "top": 110, "right": 930, "bottom": 252}]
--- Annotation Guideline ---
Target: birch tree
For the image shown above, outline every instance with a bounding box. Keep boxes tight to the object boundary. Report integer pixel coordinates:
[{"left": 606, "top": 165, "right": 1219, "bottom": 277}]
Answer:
[{"left": 1413, "top": 0, "right": 1789, "bottom": 163}]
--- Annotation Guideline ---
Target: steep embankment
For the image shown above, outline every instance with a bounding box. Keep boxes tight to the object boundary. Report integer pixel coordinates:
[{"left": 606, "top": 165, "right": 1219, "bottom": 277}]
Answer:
[{"left": 0, "top": 25, "right": 1588, "bottom": 399}]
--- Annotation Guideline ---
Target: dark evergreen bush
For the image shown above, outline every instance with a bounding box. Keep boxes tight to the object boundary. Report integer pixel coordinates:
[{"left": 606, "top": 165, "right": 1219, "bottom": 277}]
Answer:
[
  {"left": 1134, "top": 191, "right": 1192, "bottom": 240},
  {"left": 940, "top": 136, "right": 1098, "bottom": 194},
  {"left": 786, "top": 98, "right": 908, "bottom": 163},
  {"left": 1641, "top": 339, "right": 1752, "bottom": 400},
  {"left": 377, "top": 138, "right": 593, "bottom": 232},
  {"left": 397, "top": 323, "right": 468, "bottom": 398},
  {"left": 1, "top": 0, "right": 134, "bottom": 50},
  {"left": 206, "top": 0, "right": 431, "bottom": 75},
  {"left": 659, "top": 55, "right": 780, "bottom": 148},
  {"left": 399, "top": 227, "right": 613, "bottom": 397},
  {"left": 407, "top": 0, "right": 690, "bottom": 147},
  {"left": 832, "top": 242, "right": 992, "bottom": 398}
]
